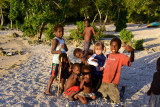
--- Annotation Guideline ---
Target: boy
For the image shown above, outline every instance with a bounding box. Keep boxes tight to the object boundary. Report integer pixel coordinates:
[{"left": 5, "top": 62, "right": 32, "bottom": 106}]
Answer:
[
  {"left": 77, "top": 19, "right": 100, "bottom": 60},
  {"left": 44, "top": 24, "right": 68, "bottom": 96},
  {"left": 59, "top": 53, "right": 72, "bottom": 93},
  {"left": 73, "top": 48, "right": 93, "bottom": 64},
  {"left": 74, "top": 65, "right": 96, "bottom": 104},
  {"left": 98, "top": 37, "right": 134, "bottom": 103},
  {"left": 64, "top": 63, "right": 81, "bottom": 101}
]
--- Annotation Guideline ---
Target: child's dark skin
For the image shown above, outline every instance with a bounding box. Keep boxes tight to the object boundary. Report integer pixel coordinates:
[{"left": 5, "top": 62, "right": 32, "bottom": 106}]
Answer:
[
  {"left": 77, "top": 20, "right": 100, "bottom": 42},
  {"left": 45, "top": 27, "right": 68, "bottom": 95},
  {"left": 74, "top": 69, "right": 96, "bottom": 104},
  {"left": 111, "top": 42, "right": 134, "bottom": 62},
  {"left": 64, "top": 65, "right": 81, "bottom": 101},
  {"left": 74, "top": 49, "right": 93, "bottom": 64}
]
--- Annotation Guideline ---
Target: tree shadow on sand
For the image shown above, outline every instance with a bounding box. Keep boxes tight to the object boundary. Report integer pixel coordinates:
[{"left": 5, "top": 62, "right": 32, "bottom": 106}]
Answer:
[{"left": 119, "top": 52, "right": 160, "bottom": 106}]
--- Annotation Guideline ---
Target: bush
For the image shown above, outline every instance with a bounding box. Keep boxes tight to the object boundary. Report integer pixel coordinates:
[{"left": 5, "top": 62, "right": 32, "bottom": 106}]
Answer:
[
  {"left": 119, "top": 29, "right": 134, "bottom": 43},
  {"left": 45, "top": 24, "right": 55, "bottom": 41},
  {"left": 133, "top": 39, "right": 144, "bottom": 50},
  {"left": 70, "top": 21, "right": 103, "bottom": 40}
]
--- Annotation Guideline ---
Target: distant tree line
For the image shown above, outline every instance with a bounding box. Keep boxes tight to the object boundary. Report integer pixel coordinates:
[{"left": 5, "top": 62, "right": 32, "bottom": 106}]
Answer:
[{"left": 0, "top": 0, "right": 160, "bottom": 39}]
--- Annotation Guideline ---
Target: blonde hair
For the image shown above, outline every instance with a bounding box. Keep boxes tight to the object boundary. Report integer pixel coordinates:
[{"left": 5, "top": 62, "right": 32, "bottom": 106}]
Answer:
[{"left": 93, "top": 41, "right": 105, "bottom": 53}]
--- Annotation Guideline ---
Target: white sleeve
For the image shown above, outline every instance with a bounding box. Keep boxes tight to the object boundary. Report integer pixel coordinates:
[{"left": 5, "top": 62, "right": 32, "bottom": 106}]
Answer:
[{"left": 88, "top": 54, "right": 98, "bottom": 67}]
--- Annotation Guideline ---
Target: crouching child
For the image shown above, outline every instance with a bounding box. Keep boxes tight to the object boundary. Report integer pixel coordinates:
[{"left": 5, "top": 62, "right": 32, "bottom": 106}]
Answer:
[
  {"left": 74, "top": 65, "right": 96, "bottom": 104},
  {"left": 64, "top": 63, "right": 81, "bottom": 101}
]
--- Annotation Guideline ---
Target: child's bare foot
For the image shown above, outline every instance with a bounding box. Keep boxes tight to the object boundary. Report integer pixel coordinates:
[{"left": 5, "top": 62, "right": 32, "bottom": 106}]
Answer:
[{"left": 44, "top": 92, "right": 53, "bottom": 96}]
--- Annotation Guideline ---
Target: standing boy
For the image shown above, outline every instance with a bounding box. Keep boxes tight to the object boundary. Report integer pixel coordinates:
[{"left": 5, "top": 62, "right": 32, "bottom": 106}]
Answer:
[
  {"left": 45, "top": 24, "right": 68, "bottom": 96},
  {"left": 77, "top": 19, "right": 100, "bottom": 61},
  {"left": 98, "top": 38, "right": 134, "bottom": 103}
]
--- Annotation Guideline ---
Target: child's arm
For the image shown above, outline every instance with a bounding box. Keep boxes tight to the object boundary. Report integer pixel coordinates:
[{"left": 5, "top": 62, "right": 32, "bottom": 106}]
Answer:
[
  {"left": 88, "top": 54, "right": 98, "bottom": 67},
  {"left": 91, "top": 27, "right": 100, "bottom": 37},
  {"left": 123, "top": 43, "right": 134, "bottom": 62},
  {"left": 77, "top": 28, "right": 85, "bottom": 37},
  {"left": 51, "top": 39, "right": 61, "bottom": 54},
  {"left": 80, "top": 78, "right": 85, "bottom": 89}
]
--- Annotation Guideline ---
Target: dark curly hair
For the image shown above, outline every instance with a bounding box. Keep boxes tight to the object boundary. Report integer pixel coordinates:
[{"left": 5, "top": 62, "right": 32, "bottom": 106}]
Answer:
[
  {"left": 85, "top": 19, "right": 90, "bottom": 23},
  {"left": 73, "top": 48, "right": 83, "bottom": 57},
  {"left": 54, "top": 24, "right": 64, "bottom": 32},
  {"left": 82, "top": 65, "right": 91, "bottom": 73},
  {"left": 110, "top": 37, "right": 122, "bottom": 49},
  {"left": 72, "top": 63, "right": 81, "bottom": 69}
]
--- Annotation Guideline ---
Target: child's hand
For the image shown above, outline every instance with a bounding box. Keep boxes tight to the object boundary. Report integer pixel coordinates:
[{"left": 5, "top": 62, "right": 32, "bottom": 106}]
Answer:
[
  {"left": 92, "top": 59, "right": 98, "bottom": 62},
  {"left": 69, "top": 67, "right": 72, "bottom": 72},
  {"left": 62, "top": 43, "right": 65, "bottom": 49},
  {"left": 123, "top": 43, "right": 134, "bottom": 52},
  {"left": 100, "top": 67, "right": 104, "bottom": 71},
  {"left": 57, "top": 48, "right": 62, "bottom": 54}
]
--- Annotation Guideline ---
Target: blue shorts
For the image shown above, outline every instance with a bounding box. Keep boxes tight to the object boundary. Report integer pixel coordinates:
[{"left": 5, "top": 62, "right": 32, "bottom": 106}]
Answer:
[{"left": 50, "top": 63, "right": 59, "bottom": 77}]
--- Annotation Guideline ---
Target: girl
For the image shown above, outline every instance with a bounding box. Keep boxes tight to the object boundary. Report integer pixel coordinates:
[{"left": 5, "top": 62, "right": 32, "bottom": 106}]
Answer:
[
  {"left": 147, "top": 57, "right": 160, "bottom": 107},
  {"left": 88, "top": 41, "right": 106, "bottom": 91}
]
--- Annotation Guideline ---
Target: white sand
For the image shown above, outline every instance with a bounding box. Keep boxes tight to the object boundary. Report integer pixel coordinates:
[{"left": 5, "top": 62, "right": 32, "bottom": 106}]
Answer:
[{"left": 0, "top": 24, "right": 160, "bottom": 107}]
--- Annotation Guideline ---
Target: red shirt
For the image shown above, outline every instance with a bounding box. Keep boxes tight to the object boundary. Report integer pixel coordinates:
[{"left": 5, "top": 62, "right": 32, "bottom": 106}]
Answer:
[{"left": 102, "top": 53, "right": 131, "bottom": 85}]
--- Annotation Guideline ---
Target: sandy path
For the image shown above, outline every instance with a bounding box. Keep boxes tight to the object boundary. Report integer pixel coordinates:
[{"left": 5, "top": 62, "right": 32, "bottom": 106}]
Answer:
[
  {"left": 0, "top": 43, "right": 159, "bottom": 107},
  {"left": 0, "top": 24, "right": 160, "bottom": 106}
]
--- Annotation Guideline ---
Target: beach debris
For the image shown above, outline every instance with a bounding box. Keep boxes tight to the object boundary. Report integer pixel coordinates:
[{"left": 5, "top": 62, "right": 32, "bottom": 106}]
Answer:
[
  {"left": 0, "top": 49, "right": 6, "bottom": 56},
  {"left": 10, "top": 32, "right": 19, "bottom": 37}
]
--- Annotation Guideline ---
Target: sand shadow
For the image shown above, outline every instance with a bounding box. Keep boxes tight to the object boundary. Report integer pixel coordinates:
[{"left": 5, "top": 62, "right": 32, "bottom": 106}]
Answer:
[{"left": 119, "top": 52, "right": 160, "bottom": 105}]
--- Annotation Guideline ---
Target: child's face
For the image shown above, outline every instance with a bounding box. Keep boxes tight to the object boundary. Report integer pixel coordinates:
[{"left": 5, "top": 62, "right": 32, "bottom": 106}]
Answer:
[
  {"left": 95, "top": 47, "right": 103, "bottom": 55},
  {"left": 75, "top": 51, "right": 83, "bottom": 59},
  {"left": 110, "top": 41, "right": 119, "bottom": 54},
  {"left": 73, "top": 66, "right": 80, "bottom": 74},
  {"left": 83, "top": 69, "right": 91, "bottom": 79},
  {"left": 55, "top": 27, "right": 63, "bottom": 39},
  {"left": 85, "top": 21, "right": 90, "bottom": 27}
]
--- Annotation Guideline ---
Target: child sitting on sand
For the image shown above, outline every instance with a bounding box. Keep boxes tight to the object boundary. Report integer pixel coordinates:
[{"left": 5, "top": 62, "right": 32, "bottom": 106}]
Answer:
[
  {"left": 59, "top": 53, "right": 72, "bottom": 93},
  {"left": 77, "top": 19, "right": 100, "bottom": 61},
  {"left": 74, "top": 65, "right": 96, "bottom": 104},
  {"left": 45, "top": 24, "right": 68, "bottom": 96},
  {"left": 64, "top": 63, "right": 81, "bottom": 101},
  {"left": 88, "top": 42, "right": 106, "bottom": 91},
  {"left": 73, "top": 48, "right": 93, "bottom": 64},
  {"left": 98, "top": 37, "right": 134, "bottom": 103},
  {"left": 147, "top": 57, "right": 160, "bottom": 107}
]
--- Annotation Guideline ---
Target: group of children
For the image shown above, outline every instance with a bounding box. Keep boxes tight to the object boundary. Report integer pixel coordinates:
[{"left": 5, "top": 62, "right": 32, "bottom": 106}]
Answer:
[{"left": 44, "top": 19, "right": 160, "bottom": 106}]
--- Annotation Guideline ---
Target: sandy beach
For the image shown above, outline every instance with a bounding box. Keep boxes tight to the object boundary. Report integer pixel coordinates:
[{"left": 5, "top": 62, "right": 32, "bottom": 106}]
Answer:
[{"left": 0, "top": 24, "right": 160, "bottom": 107}]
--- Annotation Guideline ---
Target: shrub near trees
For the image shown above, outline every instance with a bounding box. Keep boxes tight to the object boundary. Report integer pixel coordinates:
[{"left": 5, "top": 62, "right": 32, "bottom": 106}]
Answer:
[{"left": 120, "top": 29, "right": 144, "bottom": 50}]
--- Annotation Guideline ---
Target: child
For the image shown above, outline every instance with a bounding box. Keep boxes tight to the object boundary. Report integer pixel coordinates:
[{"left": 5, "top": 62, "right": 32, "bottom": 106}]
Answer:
[
  {"left": 64, "top": 63, "right": 81, "bottom": 101},
  {"left": 88, "top": 42, "right": 106, "bottom": 91},
  {"left": 73, "top": 48, "right": 93, "bottom": 64},
  {"left": 98, "top": 37, "right": 134, "bottom": 103},
  {"left": 59, "top": 53, "right": 72, "bottom": 93},
  {"left": 147, "top": 57, "right": 160, "bottom": 107},
  {"left": 44, "top": 24, "right": 68, "bottom": 96},
  {"left": 74, "top": 65, "right": 96, "bottom": 104},
  {"left": 77, "top": 19, "right": 100, "bottom": 60}
]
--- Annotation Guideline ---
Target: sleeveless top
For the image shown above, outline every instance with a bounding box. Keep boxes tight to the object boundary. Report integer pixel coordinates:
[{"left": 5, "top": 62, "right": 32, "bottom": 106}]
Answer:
[{"left": 52, "top": 37, "right": 66, "bottom": 64}]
